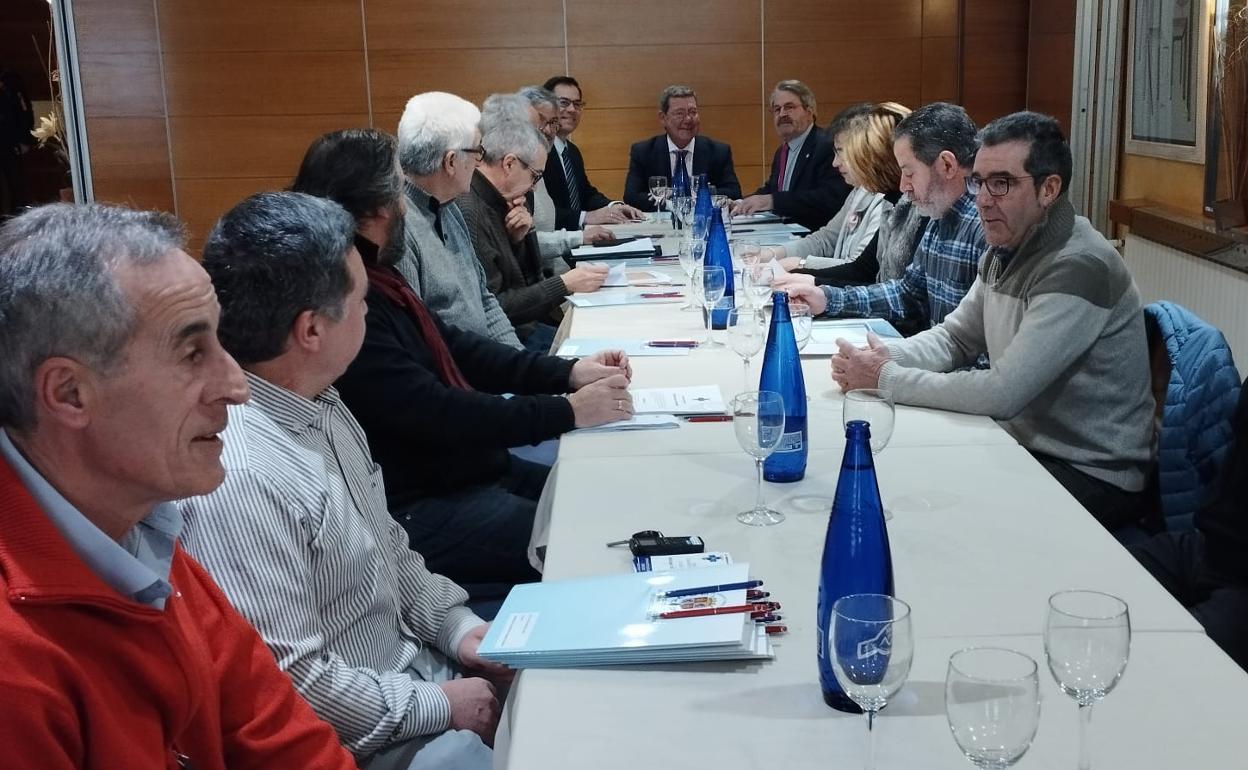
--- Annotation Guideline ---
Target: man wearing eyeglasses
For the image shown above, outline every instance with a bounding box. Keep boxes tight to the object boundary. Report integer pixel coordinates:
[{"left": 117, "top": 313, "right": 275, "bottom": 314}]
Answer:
[
  {"left": 459, "top": 104, "right": 608, "bottom": 352},
  {"left": 540, "top": 76, "right": 644, "bottom": 227},
  {"left": 828, "top": 111, "right": 1154, "bottom": 534},
  {"left": 623, "top": 84, "right": 742, "bottom": 211}
]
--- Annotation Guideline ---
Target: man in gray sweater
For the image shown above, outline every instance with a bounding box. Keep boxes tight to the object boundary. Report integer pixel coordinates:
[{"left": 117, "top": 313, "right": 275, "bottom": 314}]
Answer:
[
  {"left": 831, "top": 112, "right": 1155, "bottom": 532},
  {"left": 396, "top": 91, "right": 523, "bottom": 349}
]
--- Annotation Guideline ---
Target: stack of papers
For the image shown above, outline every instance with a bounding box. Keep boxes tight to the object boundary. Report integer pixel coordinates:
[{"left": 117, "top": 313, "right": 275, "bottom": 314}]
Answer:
[
  {"left": 632, "top": 385, "right": 725, "bottom": 415},
  {"left": 732, "top": 212, "right": 786, "bottom": 225},
  {"left": 570, "top": 237, "right": 656, "bottom": 260},
  {"left": 602, "top": 264, "right": 673, "bottom": 287},
  {"left": 801, "top": 318, "right": 903, "bottom": 355},
  {"left": 566, "top": 291, "right": 684, "bottom": 308},
  {"left": 556, "top": 338, "right": 692, "bottom": 357},
  {"left": 572, "top": 414, "right": 681, "bottom": 433},
  {"left": 477, "top": 564, "right": 773, "bottom": 668}
]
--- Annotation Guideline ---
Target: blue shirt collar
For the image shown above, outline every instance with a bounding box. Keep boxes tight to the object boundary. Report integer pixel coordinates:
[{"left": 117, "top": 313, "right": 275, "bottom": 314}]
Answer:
[{"left": 0, "top": 429, "right": 178, "bottom": 609}]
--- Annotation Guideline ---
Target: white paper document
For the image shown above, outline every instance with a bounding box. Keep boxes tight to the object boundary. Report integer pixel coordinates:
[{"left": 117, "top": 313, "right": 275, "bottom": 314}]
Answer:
[
  {"left": 572, "top": 414, "right": 681, "bottom": 433},
  {"left": 631, "top": 385, "right": 725, "bottom": 415},
  {"left": 634, "top": 552, "right": 734, "bottom": 572},
  {"left": 801, "top": 319, "right": 901, "bottom": 355},
  {"left": 601, "top": 266, "right": 673, "bottom": 287},
  {"left": 566, "top": 291, "right": 684, "bottom": 308},
  {"left": 556, "top": 338, "right": 691, "bottom": 357},
  {"left": 570, "top": 237, "right": 655, "bottom": 259}
]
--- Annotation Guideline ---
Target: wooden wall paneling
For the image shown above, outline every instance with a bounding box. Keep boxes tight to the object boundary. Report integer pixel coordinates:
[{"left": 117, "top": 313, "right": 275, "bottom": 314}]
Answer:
[
  {"left": 921, "top": 36, "right": 960, "bottom": 104},
  {"left": 157, "top": 0, "right": 364, "bottom": 53},
  {"left": 565, "top": 0, "right": 760, "bottom": 46},
  {"left": 764, "top": 0, "right": 924, "bottom": 41},
  {"left": 169, "top": 114, "right": 371, "bottom": 179},
  {"left": 922, "top": 0, "right": 961, "bottom": 38},
  {"left": 958, "top": 0, "right": 1029, "bottom": 126},
  {"left": 763, "top": 43, "right": 923, "bottom": 109},
  {"left": 568, "top": 44, "right": 760, "bottom": 109},
  {"left": 74, "top": 0, "right": 174, "bottom": 211},
  {"left": 1026, "top": 0, "right": 1076, "bottom": 134},
  {"left": 368, "top": 48, "right": 568, "bottom": 116},
  {"left": 363, "top": 0, "right": 564, "bottom": 50},
  {"left": 163, "top": 52, "right": 369, "bottom": 117}
]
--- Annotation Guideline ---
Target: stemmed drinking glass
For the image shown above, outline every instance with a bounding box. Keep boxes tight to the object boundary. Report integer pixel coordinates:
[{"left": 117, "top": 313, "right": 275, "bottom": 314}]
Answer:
[
  {"left": 744, "top": 265, "right": 774, "bottom": 309},
  {"left": 731, "top": 391, "right": 786, "bottom": 526},
  {"left": 831, "top": 594, "right": 914, "bottom": 770},
  {"left": 733, "top": 237, "right": 761, "bottom": 270},
  {"left": 677, "top": 237, "right": 705, "bottom": 312},
  {"left": 727, "top": 307, "right": 766, "bottom": 392},
  {"left": 671, "top": 195, "right": 692, "bottom": 231},
  {"left": 946, "top": 647, "right": 1042, "bottom": 769},
  {"left": 790, "top": 301, "right": 813, "bottom": 350},
  {"left": 1044, "top": 590, "right": 1130, "bottom": 770},
  {"left": 692, "top": 264, "right": 726, "bottom": 348},
  {"left": 843, "top": 389, "right": 895, "bottom": 455},
  {"left": 648, "top": 175, "right": 669, "bottom": 220}
]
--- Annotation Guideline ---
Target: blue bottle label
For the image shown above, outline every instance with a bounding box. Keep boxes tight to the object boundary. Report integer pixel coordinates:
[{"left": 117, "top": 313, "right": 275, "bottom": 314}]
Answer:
[{"left": 775, "top": 430, "right": 804, "bottom": 453}]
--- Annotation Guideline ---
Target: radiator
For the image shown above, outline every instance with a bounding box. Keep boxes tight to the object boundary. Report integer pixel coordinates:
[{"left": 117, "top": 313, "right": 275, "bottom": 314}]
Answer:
[{"left": 1122, "top": 234, "right": 1248, "bottom": 370}]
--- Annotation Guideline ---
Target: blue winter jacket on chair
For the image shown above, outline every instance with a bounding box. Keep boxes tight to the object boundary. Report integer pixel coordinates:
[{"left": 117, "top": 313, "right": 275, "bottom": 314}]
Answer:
[{"left": 1146, "top": 301, "right": 1241, "bottom": 533}]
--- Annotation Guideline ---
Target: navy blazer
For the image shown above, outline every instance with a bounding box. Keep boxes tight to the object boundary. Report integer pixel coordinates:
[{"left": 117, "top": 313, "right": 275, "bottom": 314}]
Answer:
[
  {"left": 543, "top": 139, "right": 612, "bottom": 230},
  {"left": 753, "top": 124, "right": 851, "bottom": 231},
  {"left": 623, "top": 134, "right": 742, "bottom": 210}
]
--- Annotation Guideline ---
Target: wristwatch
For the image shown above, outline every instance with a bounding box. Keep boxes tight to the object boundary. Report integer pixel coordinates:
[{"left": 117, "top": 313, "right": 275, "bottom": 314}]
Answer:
[{"left": 797, "top": 255, "right": 809, "bottom": 270}]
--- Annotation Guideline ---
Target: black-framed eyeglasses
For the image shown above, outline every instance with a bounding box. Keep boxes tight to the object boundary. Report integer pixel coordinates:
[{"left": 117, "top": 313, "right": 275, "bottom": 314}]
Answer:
[
  {"left": 556, "top": 97, "right": 587, "bottom": 110},
  {"left": 966, "top": 174, "right": 1035, "bottom": 197},
  {"left": 457, "top": 145, "right": 485, "bottom": 160},
  {"left": 516, "top": 157, "right": 544, "bottom": 185}
]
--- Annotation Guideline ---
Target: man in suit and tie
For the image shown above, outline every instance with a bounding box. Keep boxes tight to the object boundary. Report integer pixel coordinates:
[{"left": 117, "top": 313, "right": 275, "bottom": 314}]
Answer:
[
  {"left": 622, "top": 85, "right": 742, "bottom": 211},
  {"left": 732, "top": 80, "right": 851, "bottom": 231},
  {"left": 540, "top": 75, "right": 644, "bottom": 228}
]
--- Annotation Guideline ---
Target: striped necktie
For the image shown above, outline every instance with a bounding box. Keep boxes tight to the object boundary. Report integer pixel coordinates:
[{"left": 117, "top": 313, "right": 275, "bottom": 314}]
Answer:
[
  {"left": 776, "top": 142, "right": 791, "bottom": 192},
  {"left": 561, "top": 145, "right": 581, "bottom": 211}
]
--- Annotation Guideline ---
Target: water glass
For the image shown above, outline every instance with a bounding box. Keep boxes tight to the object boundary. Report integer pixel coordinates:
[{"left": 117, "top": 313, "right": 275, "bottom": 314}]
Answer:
[
  {"left": 731, "top": 391, "right": 785, "bottom": 526},
  {"left": 790, "top": 301, "right": 813, "bottom": 350},
  {"left": 1044, "top": 590, "right": 1130, "bottom": 770},
  {"left": 733, "top": 237, "right": 762, "bottom": 269},
  {"left": 677, "top": 238, "right": 703, "bottom": 311},
  {"left": 831, "top": 594, "right": 914, "bottom": 770},
  {"left": 648, "top": 175, "right": 669, "bottom": 211},
  {"left": 693, "top": 265, "right": 726, "bottom": 348},
  {"left": 672, "top": 195, "right": 692, "bottom": 230},
  {"left": 946, "top": 647, "right": 1041, "bottom": 769},
  {"left": 744, "top": 264, "right": 774, "bottom": 308},
  {"left": 727, "top": 307, "right": 766, "bottom": 392},
  {"left": 842, "top": 389, "right": 895, "bottom": 455}
]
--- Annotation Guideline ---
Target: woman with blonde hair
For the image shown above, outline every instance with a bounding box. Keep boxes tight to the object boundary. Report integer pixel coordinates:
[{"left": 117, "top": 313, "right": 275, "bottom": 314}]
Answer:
[{"left": 771, "top": 102, "right": 926, "bottom": 287}]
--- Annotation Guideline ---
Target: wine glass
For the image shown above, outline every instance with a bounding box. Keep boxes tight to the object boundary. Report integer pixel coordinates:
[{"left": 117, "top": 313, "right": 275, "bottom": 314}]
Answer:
[
  {"left": 790, "top": 301, "right": 813, "bottom": 350},
  {"left": 648, "top": 175, "right": 669, "bottom": 219},
  {"left": 731, "top": 391, "right": 786, "bottom": 526},
  {"left": 946, "top": 647, "right": 1042, "bottom": 769},
  {"left": 672, "top": 194, "right": 692, "bottom": 231},
  {"left": 831, "top": 594, "right": 914, "bottom": 770},
  {"left": 677, "top": 238, "right": 703, "bottom": 312},
  {"left": 744, "top": 264, "right": 774, "bottom": 309},
  {"left": 842, "top": 389, "right": 895, "bottom": 455},
  {"left": 727, "top": 307, "right": 766, "bottom": 392},
  {"left": 692, "top": 265, "right": 725, "bottom": 348},
  {"left": 691, "top": 211, "right": 711, "bottom": 243},
  {"left": 1044, "top": 591, "right": 1130, "bottom": 770},
  {"left": 733, "top": 237, "right": 762, "bottom": 270}
]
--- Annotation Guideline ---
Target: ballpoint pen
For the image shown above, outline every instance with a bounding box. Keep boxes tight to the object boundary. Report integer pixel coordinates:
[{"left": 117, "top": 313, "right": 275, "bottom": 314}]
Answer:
[
  {"left": 660, "top": 580, "right": 763, "bottom": 598},
  {"left": 640, "top": 292, "right": 682, "bottom": 299},
  {"left": 657, "top": 602, "right": 773, "bottom": 620},
  {"left": 683, "top": 415, "right": 733, "bottom": 422},
  {"left": 646, "top": 340, "right": 700, "bottom": 348}
]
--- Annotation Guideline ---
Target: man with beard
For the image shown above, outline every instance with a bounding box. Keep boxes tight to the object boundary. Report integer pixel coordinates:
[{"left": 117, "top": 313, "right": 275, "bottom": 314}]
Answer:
[
  {"left": 784, "top": 102, "right": 985, "bottom": 334},
  {"left": 288, "top": 129, "right": 634, "bottom": 594}
]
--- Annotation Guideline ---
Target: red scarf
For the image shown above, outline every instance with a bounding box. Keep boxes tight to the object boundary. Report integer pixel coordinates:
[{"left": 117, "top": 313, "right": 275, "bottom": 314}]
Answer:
[{"left": 364, "top": 263, "right": 473, "bottom": 391}]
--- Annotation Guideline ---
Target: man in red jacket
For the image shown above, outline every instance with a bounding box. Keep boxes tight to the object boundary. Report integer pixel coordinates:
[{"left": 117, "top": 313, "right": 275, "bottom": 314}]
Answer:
[{"left": 0, "top": 203, "right": 358, "bottom": 770}]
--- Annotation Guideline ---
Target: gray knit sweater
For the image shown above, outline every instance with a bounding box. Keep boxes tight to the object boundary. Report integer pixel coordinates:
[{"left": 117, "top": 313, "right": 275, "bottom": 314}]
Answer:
[{"left": 878, "top": 198, "right": 1154, "bottom": 491}]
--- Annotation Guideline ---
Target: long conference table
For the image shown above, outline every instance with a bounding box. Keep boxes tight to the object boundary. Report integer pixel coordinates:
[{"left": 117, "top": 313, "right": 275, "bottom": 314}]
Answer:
[{"left": 494, "top": 221, "right": 1248, "bottom": 769}]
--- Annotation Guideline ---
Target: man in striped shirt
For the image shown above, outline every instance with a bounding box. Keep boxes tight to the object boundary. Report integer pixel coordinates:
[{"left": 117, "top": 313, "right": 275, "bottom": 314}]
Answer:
[
  {"left": 785, "top": 102, "right": 985, "bottom": 334},
  {"left": 179, "top": 192, "right": 501, "bottom": 770}
]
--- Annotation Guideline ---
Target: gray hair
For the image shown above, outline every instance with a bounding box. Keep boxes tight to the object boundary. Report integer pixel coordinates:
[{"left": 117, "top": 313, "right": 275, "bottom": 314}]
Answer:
[
  {"left": 518, "top": 85, "right": 559, "bottom": 112},
  {"left": 481, "top": 92, "right": 532, "bottom": 132},
  {"left": 201, "top": 192, "right": 356, "bottom": 366},
  {"left": 397, "top": 91, "right": 480, "bottom": 176},
  {"left": 0, "top": 203, "right": 185, "bottom": 431},
  {"left": 659, "top": 85, "right": 697, "bottom": 113},
  {"left": 771, "top": 79, "right": 816, "bottom": 113},
  {"left": 893, "top": 102, "right": 979, "bottom": 168},
  {"left": 481, "top": 114, "right": 546, "bottom": 165}
]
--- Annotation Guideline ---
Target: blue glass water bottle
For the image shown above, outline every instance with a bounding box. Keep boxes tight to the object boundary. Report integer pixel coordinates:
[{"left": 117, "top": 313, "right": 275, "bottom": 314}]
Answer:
[
  {"left": 702, "top": 208, "right": 735, "bottom": 329},
  {"left": 816, "top": 420, "right": 894, "bottom": 712},
  {"left": 759, "top": 292, "right": 807, "bottom": 481},
  {"left": 671, "top": 160, "right": 690, "bottom": 229},
  {"left": 693, "top": 173, "right": 713, "bottom": 236}
]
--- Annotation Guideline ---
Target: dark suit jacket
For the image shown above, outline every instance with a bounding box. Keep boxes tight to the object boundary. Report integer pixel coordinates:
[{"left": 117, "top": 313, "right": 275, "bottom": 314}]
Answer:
[
  {"left": 543, "top": 139, "right": 612, "bottom": 230},
  {"left": 623, "top": 135, "right": 742, "bottom": 211},
  {"left": 752, "top": 124, "right": 851, "bottom": 232}
]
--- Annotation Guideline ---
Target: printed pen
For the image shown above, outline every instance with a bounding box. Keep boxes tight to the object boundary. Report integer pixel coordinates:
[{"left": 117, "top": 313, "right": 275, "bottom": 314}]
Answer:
[
  {"left": 658, "top": 602, "right": 773, "bottom": 620},
  {"left": 645, "top": 340, "right": 700, "bottom": 348},
  {"left": 764, "top": 624, "right": 788, "bottom": 635},
  {"left": 661, "top": 580, "right": 763, "bottom": 598},
  {"left": 683, "top": 414, "right": 733, "bottom": 422}
]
